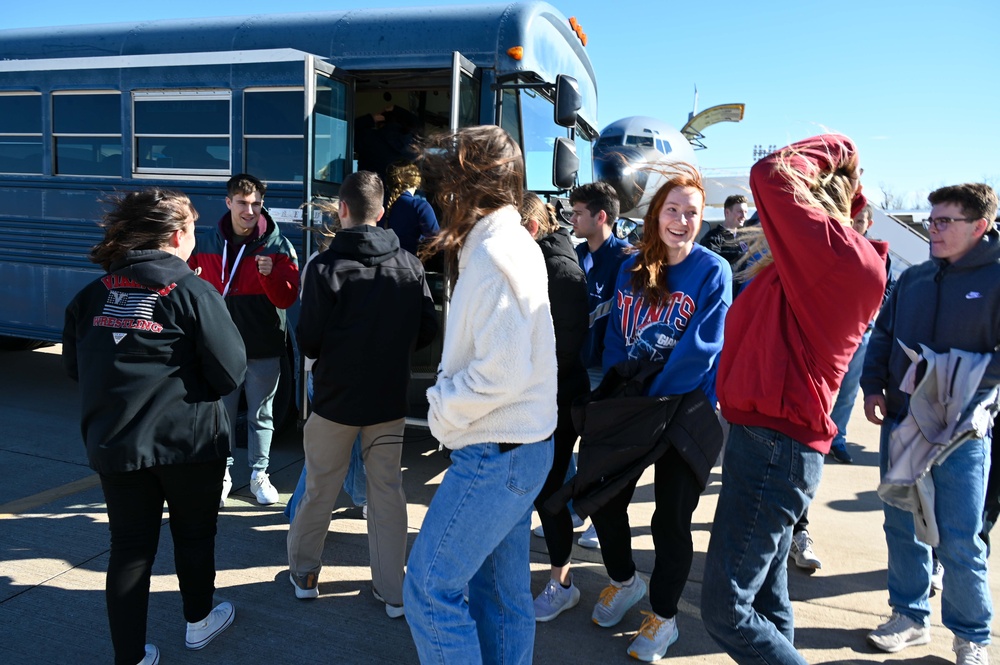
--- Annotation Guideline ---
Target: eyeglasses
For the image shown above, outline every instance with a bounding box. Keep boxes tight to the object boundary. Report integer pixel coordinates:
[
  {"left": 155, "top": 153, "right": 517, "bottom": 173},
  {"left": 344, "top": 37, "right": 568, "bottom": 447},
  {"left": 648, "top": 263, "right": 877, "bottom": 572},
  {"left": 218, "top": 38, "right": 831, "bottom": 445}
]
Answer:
[{"left": 922, "top": 216, "right": 977, "bottom": 231}]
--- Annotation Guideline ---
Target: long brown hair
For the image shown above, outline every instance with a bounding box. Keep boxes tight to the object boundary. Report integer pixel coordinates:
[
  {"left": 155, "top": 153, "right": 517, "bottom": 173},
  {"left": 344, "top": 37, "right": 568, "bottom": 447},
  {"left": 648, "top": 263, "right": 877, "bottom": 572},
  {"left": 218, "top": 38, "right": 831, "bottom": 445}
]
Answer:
[
  {"left": 628, "top": 163, "right": 705, "bottom": 304},
  {"left": 416, "top": 126, "right": 524, "bottom": 276},
  {"left": 90, "top": 189, "right": 196, "bottom": 272}
]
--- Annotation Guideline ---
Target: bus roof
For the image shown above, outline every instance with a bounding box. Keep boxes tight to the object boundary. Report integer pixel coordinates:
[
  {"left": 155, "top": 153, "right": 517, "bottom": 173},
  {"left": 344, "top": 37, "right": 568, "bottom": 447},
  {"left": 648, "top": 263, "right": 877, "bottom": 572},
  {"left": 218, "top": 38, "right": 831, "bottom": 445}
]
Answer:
[{"left": 0, "top": 2, "right": 597, "bottom": 127}]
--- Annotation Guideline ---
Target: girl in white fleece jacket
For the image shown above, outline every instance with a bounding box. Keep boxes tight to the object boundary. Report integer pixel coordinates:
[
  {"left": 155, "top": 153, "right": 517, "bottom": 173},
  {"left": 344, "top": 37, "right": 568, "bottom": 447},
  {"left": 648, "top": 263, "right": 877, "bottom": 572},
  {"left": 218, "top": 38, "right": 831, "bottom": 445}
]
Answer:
[{"left": 403, "top": 126, "right": 557, "bottom": 664}]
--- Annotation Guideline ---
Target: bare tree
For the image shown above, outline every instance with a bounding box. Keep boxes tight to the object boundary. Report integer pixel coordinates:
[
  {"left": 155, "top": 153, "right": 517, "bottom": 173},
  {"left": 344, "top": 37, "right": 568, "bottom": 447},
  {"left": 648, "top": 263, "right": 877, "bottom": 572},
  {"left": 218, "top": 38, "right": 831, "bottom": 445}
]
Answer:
[{"left": 877, "top": 182, "right": 907, "bottom": 210}]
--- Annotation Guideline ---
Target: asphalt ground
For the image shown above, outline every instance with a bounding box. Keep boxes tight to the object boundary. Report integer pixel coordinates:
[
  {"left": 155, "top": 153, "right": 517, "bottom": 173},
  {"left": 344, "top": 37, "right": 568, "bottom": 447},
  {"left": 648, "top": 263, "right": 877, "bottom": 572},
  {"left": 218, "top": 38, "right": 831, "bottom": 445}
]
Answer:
[{"left": 1, "top": 344, "right": 997, "bottom": 664}]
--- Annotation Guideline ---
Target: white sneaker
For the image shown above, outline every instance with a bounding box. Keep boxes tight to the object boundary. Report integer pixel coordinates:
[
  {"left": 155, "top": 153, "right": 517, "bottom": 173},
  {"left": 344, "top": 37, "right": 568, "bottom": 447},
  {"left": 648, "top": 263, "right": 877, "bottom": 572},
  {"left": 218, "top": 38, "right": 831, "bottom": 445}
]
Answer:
[
  {"left": 533, "top": 577, "right": 581, "bottom": 622},
  {"left": 250, "top": 470, "right": 279, "bottom": 505},
  {"left": 867, "top": 612, "right": 931, "bottom": 653},
  {"left": 185, "top": 601, "right": 235, "bottom": 650},
  {"left": 362, "top": 503, "right": 368, "bottom": 520},
  {"left": 137, "top": 644, "right": 160, "bottom": 665},
  {"left": 592, "top": 576, "right": 646, "bottom": 628},
  {"left": 627, "top": 611, "right": 679, "bottom": 662},
  {"left": 373, "top": 587, "right": 405, "bottom": 619},
  {"left": 789, "top": 530, "right": 822, "bottom": 570},
  {"left": 931, "top": 560, "right": 944, "bottom": 592},
  {"left": 532, "top": 513, "right": 585, "bottom": 538},
  {"left": 954, "top": 636, "right": 989, "bottom": 665},
  {"left": 220, "top": 468, "right": 232, "bottom": 508},
  {"left": 578, "top": 524, "right": 600, "bottom": 549}
]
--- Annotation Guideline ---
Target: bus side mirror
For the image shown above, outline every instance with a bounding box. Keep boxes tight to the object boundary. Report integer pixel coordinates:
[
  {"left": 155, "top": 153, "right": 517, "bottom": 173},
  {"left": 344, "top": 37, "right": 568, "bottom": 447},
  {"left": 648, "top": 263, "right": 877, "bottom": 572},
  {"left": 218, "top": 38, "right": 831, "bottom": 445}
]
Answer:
[
  {"left": 554, "top": 75, "right": 581, "bottom": 128},
  {"left": 553, "top": 137, "right": 579, "bottom": 190}
]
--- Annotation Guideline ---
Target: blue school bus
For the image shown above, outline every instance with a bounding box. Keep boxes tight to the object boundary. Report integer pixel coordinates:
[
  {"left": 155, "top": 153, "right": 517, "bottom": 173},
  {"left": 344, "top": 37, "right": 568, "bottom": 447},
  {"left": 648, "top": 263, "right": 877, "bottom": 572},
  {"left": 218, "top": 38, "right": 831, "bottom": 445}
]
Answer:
[{"left": 0, "top": 2, "right": 597, "bottom": 419}]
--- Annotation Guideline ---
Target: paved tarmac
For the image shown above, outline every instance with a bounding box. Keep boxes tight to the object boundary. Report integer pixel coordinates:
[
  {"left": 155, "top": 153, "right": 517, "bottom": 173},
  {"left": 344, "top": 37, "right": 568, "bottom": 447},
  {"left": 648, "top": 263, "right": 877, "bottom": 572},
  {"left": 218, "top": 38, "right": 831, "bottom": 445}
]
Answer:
[{"left": 0, "top": 344, "right": 997, "bottom": 664}]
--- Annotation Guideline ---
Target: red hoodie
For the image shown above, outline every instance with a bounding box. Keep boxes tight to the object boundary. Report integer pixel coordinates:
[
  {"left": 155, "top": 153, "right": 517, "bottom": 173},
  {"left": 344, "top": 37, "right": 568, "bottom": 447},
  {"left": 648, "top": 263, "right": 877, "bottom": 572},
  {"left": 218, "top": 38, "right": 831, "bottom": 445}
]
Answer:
[{"left": 717, "top": 134, "right": 888, "bottom": 453}]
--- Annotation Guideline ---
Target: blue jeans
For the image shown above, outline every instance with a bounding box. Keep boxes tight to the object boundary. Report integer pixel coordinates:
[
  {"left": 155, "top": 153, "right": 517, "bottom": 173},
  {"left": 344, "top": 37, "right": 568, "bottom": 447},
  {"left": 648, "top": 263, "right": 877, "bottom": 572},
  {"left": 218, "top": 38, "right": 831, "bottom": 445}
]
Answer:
[
  {"left": 404, "top": 439, "right": 553, "bottom": 665},
  {"left": 702, "top": 425, "right": 824, "bottom": 665},
  {"left": 222, "top": 356, "right": 280, "bottom": 471},
  {"left": 829, "top": 328, "right": 871, "bottom": 450},
  {"left": 879, "top": 421, "right": 993, "bottom": 643},
  {"left": 284, "top": 434, "right": 367, "bottom": 521}
]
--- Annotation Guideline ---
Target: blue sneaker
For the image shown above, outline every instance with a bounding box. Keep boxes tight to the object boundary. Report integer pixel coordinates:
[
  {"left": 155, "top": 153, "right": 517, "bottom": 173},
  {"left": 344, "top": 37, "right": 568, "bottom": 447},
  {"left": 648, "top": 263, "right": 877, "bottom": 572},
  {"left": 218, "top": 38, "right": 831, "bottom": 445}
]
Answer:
[
  {"left": 829, "top": 443, "right": 853, "bottom": 464},
  {"left": 591, "top": 576, "right": 646, "bottom": 628}
]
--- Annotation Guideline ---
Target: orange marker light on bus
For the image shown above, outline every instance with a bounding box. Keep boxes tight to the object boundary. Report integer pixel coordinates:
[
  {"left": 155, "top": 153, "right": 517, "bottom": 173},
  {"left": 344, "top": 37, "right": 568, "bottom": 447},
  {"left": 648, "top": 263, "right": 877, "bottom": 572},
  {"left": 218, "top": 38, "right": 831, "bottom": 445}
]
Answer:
[
  {"left": 507, "top": 46, "right": 524, "bottom": 61},
  {"left": 568, "top": 17, "right": 587, "bottom": 46}
]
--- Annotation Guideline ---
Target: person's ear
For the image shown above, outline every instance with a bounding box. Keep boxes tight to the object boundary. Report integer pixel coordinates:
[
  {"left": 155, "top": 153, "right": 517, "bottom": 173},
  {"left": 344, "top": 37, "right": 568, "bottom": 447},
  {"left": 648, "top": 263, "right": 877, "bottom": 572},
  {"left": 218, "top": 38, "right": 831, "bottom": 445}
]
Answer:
[
  {"left": 974, "top": 217, "right": 991, "bottom": 239},
  {"left": 526, "top": 218, "right": 540, "bottom": 238},
  {"left": 375, "top": 206, "right": 385, "bottom": 223}
]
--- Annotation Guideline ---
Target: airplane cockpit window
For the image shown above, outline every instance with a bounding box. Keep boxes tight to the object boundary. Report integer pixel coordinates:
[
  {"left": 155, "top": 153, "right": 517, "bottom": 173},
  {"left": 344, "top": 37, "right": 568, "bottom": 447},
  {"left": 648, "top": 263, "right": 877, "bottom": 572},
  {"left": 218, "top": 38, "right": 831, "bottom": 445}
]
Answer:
[
  {"left": 625, "top": 135, "right": 654, "bottom": 148},
  {"left": 596, "top": 134, "right": 623, "bottom": 149},
  {"left": 655, "top": 139, "right": 672, "bottom": 155}
]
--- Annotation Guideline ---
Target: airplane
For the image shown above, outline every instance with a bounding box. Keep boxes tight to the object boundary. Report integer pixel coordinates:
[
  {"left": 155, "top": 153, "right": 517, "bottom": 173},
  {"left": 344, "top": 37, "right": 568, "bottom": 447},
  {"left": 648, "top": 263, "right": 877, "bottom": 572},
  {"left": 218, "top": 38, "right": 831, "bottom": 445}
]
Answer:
[{"left": 593, "top": 103, "right": 748, "bottom": 223}]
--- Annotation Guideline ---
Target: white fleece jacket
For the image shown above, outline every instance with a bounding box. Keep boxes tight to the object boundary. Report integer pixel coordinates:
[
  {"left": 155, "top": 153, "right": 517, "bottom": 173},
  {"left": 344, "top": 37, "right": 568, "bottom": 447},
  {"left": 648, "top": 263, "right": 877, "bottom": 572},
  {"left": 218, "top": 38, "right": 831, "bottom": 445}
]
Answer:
[{"left": 427, "top": 206, "right": 558, "bottom": 449}]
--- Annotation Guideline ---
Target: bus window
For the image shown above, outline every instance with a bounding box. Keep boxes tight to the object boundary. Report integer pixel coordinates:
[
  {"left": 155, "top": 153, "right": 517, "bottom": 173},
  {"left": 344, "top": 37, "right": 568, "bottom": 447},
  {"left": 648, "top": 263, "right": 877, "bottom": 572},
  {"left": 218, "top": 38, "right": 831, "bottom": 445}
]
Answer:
[
  {"left": 53, "top": 92, "right": 122, "bottom": 177},
  {"left": 133, "top": 90, "right": 231, "bottom": 175},
  {"left": 520, "top": 87, "right": 564, "bottom": 193},
  {"left": 0, "top": 93, "right": 43, "bottom": 174},
  {"left": 499, "top": 88, "right": 521, "bottom": 146},
  {"left": 457, "top": 71, "right": 480, "bottom": 129},
  {"left": 245, "top": 88, "right": 304, "bottom": 183},
  {"left": 312, "top": 77, "right": 349, "bottom": 184}
]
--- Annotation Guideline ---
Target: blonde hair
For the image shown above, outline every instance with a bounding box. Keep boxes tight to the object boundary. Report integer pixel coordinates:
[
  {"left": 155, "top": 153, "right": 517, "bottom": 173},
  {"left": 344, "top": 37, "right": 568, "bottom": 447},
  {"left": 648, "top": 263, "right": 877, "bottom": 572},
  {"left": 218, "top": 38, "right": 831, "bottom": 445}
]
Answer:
[
  {"left": 519, "top": 191, "right": 560, "bottom": 238},
  {"left": 386, "top": 162, "right": 422, "bottom": 213},
  {"left": 737, "top": 138, "right": 860, "bottom": 282}
]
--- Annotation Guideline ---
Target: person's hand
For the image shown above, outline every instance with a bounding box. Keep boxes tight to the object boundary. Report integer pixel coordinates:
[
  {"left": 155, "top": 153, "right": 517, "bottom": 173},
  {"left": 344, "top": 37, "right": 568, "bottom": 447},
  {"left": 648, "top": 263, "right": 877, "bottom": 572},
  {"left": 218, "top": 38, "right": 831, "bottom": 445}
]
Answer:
[
  {"left": 256, "top": 255, "right": 273, "bottom": 277},
  {"left": 864, "top": 393, "right": 886, "bottom": 425}
]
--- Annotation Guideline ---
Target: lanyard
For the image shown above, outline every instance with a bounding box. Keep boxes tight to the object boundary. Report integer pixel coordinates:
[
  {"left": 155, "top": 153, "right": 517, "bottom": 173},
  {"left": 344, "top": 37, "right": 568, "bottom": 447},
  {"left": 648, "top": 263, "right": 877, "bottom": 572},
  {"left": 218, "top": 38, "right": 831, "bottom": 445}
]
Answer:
[{"left": 221, "top": 242, "right": 247, "bottom": 298}]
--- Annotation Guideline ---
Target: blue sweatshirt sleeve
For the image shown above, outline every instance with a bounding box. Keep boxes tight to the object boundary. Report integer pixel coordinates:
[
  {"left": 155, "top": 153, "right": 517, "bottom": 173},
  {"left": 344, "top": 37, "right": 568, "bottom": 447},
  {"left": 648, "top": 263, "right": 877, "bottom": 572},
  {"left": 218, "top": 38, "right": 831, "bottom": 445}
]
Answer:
[{"left": 648, "top": 255, "right": 731, "bottom": 402}]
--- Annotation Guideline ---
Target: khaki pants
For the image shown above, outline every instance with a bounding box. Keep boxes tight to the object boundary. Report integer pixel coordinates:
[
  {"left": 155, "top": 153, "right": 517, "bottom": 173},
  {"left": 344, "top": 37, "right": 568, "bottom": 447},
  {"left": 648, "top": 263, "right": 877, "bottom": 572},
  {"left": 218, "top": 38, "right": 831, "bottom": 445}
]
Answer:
[{"left": 287, "top": 413, "right": 407, "bottom": 605}]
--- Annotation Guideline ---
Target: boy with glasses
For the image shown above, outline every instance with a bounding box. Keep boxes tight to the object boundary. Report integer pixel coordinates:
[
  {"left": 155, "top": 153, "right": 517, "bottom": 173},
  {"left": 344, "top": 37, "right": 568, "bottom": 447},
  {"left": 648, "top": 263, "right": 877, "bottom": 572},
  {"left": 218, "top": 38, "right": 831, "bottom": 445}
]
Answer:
[{"left": 862, "top": 183, "right": 999, "bottom": 664}]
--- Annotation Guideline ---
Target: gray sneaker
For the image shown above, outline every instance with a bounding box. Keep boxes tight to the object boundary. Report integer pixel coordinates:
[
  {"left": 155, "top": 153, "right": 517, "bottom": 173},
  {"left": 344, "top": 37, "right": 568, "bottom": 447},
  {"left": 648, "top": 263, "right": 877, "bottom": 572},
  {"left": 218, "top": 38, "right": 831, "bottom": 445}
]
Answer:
[
  {"left": 867, "top": 612, "right": 930, "bottom": 653},
  {"left": 533, "top": 577, "right": 581, "bottom": 622},
  {"left": 289, "top": 571, "right": 319, "bottom": 599},
  {"left": 789, "top": 530, "right": 822, "bottom": 570},
  {"left": 591, "top": 576, "right": 646, "bottom": 628},
  {"left": 954, "top": 636, "right": 989, "bottom": 665},
  {"left": 373, "top": 587, "right": 405, "bottom": 619}
]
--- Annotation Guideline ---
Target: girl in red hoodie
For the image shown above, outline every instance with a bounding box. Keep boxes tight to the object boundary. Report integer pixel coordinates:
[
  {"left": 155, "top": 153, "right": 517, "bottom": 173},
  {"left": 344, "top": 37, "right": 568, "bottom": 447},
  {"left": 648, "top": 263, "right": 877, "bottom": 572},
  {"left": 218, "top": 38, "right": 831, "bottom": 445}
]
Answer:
[{"left": 701, "top": 134, "right": 888, "bottom": 664}]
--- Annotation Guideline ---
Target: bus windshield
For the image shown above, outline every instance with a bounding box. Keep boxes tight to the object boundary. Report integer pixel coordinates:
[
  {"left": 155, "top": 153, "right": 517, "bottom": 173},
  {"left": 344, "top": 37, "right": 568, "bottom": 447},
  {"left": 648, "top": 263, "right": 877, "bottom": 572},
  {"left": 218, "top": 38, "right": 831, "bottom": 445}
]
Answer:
[{"left": 520, "top": 88, "right": 564, "bottom": 193}]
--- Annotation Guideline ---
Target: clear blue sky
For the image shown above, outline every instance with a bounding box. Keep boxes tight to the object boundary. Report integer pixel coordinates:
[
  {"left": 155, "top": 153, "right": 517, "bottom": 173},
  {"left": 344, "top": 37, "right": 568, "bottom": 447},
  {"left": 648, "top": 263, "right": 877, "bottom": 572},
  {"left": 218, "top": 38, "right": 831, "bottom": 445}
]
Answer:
[{"left": 7, "top": 0, "right": 997, "bottom": 208}]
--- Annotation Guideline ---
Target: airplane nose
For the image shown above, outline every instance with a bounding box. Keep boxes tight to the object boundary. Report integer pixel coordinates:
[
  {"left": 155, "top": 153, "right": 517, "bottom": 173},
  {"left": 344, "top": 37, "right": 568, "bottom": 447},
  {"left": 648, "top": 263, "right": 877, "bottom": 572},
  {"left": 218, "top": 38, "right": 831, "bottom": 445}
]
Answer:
[{"left": 593, "top": 145, "right": 654, "bottom": 213}]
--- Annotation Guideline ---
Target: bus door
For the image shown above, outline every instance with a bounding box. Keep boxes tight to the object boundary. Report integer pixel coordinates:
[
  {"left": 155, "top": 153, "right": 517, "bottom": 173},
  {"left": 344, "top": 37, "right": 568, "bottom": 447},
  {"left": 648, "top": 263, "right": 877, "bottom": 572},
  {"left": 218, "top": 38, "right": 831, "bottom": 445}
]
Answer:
[
  {"left": 299, "top": 55, "right": 354, "bottom": 418},
  {"left": 450, "top": 52, "right": 480, "bottom": 132}
]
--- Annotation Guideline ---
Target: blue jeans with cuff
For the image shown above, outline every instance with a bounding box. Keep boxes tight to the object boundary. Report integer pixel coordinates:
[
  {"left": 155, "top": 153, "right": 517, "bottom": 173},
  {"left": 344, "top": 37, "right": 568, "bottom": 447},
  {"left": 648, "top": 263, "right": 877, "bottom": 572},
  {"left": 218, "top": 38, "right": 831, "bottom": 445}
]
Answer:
[{"left": 404, "top": 439, "right": 553, "bottom": 665}]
